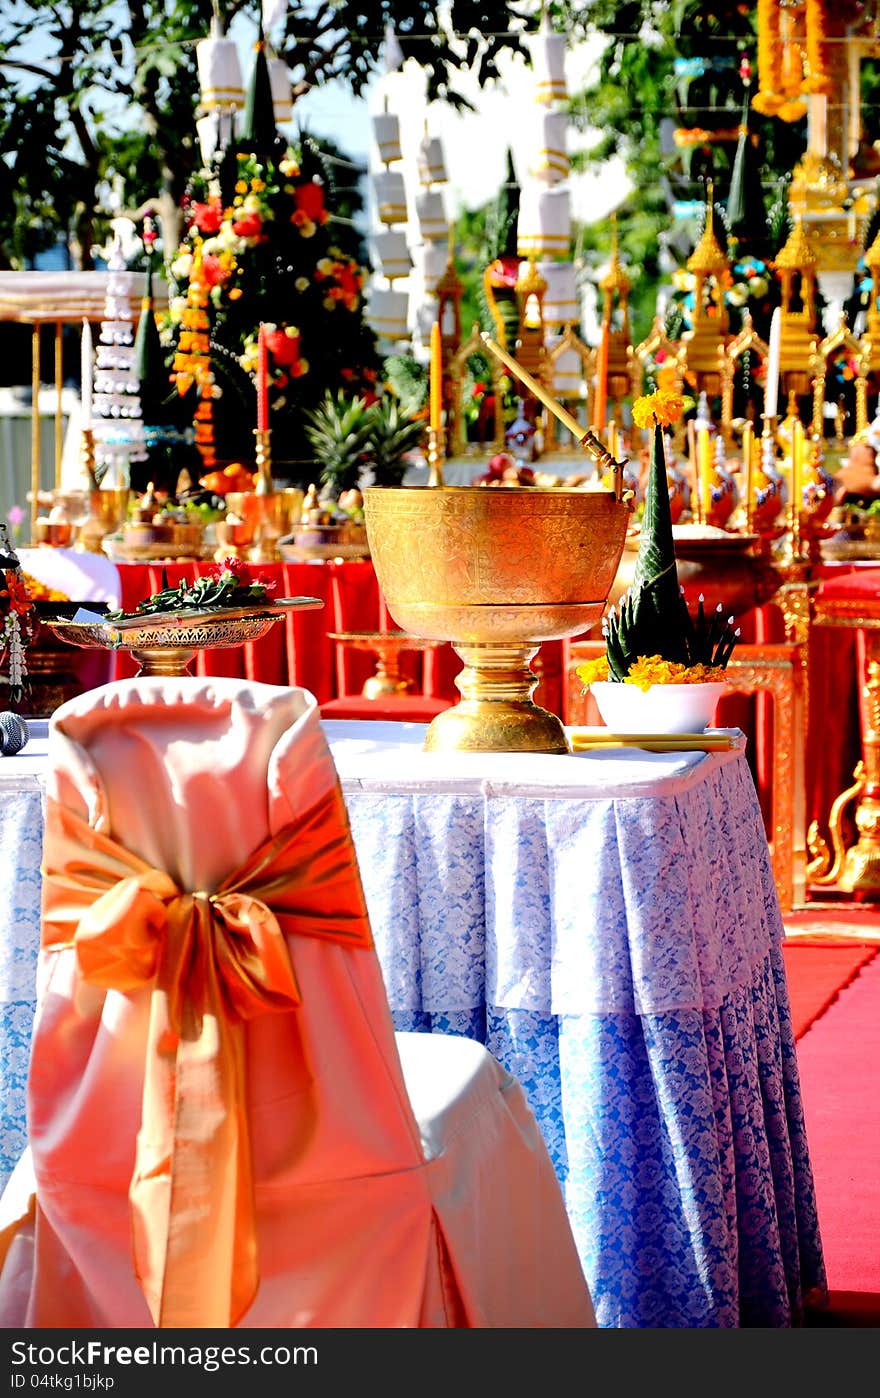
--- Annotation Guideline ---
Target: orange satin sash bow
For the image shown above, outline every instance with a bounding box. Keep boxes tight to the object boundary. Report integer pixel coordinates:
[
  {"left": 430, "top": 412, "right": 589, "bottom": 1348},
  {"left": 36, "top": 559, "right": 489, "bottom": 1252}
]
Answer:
[{"left": 40, "top": 782, "right": 373, "bottom": 1329}]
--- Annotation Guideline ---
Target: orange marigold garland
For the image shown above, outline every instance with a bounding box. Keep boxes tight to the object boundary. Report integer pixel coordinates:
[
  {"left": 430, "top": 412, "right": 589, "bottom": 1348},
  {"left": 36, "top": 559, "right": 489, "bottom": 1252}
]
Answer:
[
  {"left": 777, "top": 5, "right": 808, "bottom": 122},
  {"left": 752, "top": 0, "right": 785, "bottom": 116},
  {"left": 803, "top": 0, "right": 833, "bottom": 95},
  {"left": 172, "top": 243, "right": 217, "bottom": 471}
]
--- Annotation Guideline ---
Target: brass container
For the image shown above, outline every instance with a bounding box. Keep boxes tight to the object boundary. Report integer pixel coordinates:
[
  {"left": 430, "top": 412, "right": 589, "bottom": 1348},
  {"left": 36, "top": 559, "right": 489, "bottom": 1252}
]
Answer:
[
  {"left": 214, "top": 518, "right": 256, "bottom": 561},
  {"left": 225, "top": 488, "right": 304, "bottom": 563},
  {"left": 75, "top": 489, "right": 131, "bottom": 554},
  {"left": 364, "top": 485, "right": 631, "bottom": 753},
  {"left": 34, "top": 518, "right": 74, "bottom": 548}
]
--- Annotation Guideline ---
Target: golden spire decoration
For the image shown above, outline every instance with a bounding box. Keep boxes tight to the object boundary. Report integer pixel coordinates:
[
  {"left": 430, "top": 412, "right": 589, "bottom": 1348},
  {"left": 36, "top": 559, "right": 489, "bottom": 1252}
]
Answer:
[{"left": 686, "top": 181, "right": 727, "bottom": 275}]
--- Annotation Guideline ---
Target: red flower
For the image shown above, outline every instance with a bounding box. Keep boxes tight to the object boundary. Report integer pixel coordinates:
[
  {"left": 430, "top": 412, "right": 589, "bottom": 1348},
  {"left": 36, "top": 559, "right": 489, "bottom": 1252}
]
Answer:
[
  {"left": 335, "top": 264, "right": 361, "bottom": 304},
  {"left": 201, "top": 254, "right": 228, "bottom": 288},
  {"left": 0, "top": 569, "right": 33, "bottom": 616},
  {"left": 208, "top": 557, "right": 251, "bottom": 584},
  {"left": 191, "top": 200, "right": 222, "bottom": 235},
  {"left": 264, "top": 328, "right": 301, "bottom": 366},
  {"left": 294, "top": 183, "right": 326, "bottom": 222},
  {"left": 487, "top": 256, "right": 520, "bottom": 289},
  {"left": 232, "top": 212, "right": 263, "bottom": 239}
]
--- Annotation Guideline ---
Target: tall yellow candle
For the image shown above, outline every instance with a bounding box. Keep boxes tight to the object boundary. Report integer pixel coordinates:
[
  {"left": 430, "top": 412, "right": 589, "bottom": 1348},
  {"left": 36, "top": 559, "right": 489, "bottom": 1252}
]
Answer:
[
  {"left": 698, "top": 426, "right": 713, "bottom": 518},
  {"left": 429, "top": 320, "right": 443, "bottom": 434},
  {"left": 687, "top": 420, "right": 699, "bottom": 523},
  {"left": 791, "top": 418, "right": 803, "bottom": 522},
  {"left": 742, "top": 422, "right": 754, "bottom": 515}
]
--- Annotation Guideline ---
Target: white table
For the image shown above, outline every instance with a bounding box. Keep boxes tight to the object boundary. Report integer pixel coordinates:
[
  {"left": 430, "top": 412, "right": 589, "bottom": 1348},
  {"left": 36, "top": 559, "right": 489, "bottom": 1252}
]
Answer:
[{"left": 0, "top": 717, "right": 826, "bottom": 1328}]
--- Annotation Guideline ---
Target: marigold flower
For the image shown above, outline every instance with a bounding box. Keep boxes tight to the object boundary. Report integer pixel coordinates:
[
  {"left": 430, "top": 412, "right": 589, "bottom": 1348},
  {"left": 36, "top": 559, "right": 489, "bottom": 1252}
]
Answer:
[
  {"left": 632, "top": 391, "right": 685, "bottom": 430},
  {"left": 575, "top": 657, "right": 610, "bottom": 688}
]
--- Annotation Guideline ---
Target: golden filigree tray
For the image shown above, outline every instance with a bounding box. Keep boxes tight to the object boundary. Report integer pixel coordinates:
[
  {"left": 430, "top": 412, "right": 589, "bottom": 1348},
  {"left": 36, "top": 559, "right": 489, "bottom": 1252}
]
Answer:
[{"left": 44, "top": 598, "right": 324, "bottom": 676}]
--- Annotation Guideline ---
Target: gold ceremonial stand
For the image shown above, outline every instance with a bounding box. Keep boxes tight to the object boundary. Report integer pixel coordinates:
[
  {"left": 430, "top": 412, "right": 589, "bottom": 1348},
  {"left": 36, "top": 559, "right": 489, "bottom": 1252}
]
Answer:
[
  {"left": 74, "top": 429, "right": 130, "bottom": 554},
  {"left": 327, "top": 631, "right": 444, "bottom": 699}
]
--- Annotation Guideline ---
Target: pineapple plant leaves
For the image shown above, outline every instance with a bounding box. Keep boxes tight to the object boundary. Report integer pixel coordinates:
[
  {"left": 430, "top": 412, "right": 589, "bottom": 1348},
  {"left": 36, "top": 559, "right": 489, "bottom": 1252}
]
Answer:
[
  {"left": 304, "top": 390, "right": 426, "bottom": 492},
  {"left": 304, "top": 391, "right": 374, "bottom": 495},
  {"left": 365, "top": 399, "right": 426, "bottom": 486}
]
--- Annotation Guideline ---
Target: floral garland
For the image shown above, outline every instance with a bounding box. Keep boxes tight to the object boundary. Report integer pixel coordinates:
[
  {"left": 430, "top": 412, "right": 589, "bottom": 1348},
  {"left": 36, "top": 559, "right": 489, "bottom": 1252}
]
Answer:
[
  {"left": 171, "top": 244, "right": 217, "bottom": 469},
  {"left": 804, "top": 0, "right": 833, "bottom": 96},
  {"left": 753, "top": 0, "right": 829, "bottom": 121},
  {"left": 0, "top": 526, "right": 36, "bottom": 704},
  {"left": 752, "top": 0, "right": 784, "bottom": 116},
  {"left": 168, "top": 150, "right": 368, "bottom": 408}
]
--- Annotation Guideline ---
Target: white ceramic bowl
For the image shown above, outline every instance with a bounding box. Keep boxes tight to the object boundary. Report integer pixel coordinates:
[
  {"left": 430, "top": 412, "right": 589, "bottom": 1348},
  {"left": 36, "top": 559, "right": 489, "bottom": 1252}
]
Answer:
[{"left": 589, "top": 680, "right": 727, "bottom": 735}]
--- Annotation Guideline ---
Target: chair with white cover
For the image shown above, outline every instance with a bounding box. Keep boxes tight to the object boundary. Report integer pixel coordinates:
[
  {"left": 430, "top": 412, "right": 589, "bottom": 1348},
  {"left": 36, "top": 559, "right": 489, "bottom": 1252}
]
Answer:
[{"left": 0, "top": 677, "right": 594, "bottom": 1328}]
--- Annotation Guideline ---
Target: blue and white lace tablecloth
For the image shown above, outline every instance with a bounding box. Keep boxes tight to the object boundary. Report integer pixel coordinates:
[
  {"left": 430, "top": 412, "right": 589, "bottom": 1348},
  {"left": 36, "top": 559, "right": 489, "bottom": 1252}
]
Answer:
[{"left": 0, "top": 718, "right": 826, "bottom": 1329}]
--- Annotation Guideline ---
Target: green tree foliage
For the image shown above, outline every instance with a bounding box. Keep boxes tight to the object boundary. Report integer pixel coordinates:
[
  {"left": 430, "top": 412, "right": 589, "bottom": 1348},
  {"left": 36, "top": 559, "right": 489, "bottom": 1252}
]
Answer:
[{"left": 0, "top": 0, "right": 529, "bottom": 270}]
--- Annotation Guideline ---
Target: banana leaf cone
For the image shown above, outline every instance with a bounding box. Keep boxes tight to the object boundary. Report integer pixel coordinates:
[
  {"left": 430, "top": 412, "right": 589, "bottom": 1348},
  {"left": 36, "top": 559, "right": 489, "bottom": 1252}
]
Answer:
[
  {"left": 605, "top": 423, "right": 692, "bottom": 679},
  {"left": 134, "top": 262, "right": 165, "bottom": 422}
]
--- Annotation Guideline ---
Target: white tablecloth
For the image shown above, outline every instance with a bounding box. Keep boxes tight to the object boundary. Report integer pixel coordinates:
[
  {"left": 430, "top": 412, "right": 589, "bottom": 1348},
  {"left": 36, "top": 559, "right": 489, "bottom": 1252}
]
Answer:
[{"left": 0, "top": 717, "right": 826, "bottom": 1328}]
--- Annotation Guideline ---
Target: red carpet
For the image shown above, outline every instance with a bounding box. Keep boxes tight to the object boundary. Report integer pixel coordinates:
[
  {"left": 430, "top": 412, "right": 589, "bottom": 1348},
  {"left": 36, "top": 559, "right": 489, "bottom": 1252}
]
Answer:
[
  {"left": 788, "top": 948, "right": 880, "bottom": 1322},
  {"left": 781, "top": 941, "right": 879, "bottom": 1038}
]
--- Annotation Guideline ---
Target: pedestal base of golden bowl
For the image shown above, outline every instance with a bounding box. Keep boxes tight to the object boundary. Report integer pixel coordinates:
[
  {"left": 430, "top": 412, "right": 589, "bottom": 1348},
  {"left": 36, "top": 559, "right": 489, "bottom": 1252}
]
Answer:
[{"left": 363, "top": 485, "right": 631, "bottom": 753}]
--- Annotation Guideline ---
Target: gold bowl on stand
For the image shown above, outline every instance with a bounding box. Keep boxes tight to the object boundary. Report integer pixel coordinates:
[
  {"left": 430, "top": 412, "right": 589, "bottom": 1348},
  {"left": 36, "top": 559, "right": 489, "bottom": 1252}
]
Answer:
[
  {"left": 75, "top": 489, "right": 132, "bottom": 555},
  {"left": 225, "top": 488, "right": 304, "bottom": 563},
  {"left": 363, "top": 485, "right": 631, "bottom": 753}
]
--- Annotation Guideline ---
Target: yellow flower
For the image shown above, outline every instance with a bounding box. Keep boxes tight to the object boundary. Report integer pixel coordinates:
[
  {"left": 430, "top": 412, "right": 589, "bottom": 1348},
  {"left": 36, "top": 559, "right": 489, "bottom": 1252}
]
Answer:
[
  {"left": 575, "top": 656, "right": 610, "bottom": 687},
  {"left": 578, "top": 652, "right": 727, "bottom": 691},
  {"left": 625, "top": 656, "right": 727, "bottom": 688},
  {"left": 632, "top": 390, "right": 685, "bottom": 430}
]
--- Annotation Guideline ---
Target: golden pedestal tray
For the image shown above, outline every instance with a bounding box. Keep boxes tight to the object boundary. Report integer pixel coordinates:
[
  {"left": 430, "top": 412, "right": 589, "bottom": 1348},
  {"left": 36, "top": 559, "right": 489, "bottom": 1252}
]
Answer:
[
  {"left": 44, "top": 598, "right": 324, "bottom": 677},
  {"left": 328, "top": 630, "right": 444, "bottom": 698}
]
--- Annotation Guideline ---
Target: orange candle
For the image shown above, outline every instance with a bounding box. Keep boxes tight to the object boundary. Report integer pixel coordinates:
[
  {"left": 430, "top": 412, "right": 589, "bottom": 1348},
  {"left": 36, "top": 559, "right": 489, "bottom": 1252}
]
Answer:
[
  {"left": 256, "top": 323, "right": 269, "bottom": 432},
  {"left": 430, "top": 320, "right": 443, "bottom": 434},
  {"left": 592, "top": 322, "right": 609, "bottom": 432}
]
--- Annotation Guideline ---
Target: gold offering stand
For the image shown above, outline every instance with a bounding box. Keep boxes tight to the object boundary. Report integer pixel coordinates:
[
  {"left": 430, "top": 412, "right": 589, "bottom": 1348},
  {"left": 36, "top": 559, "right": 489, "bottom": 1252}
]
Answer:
[
  {"left": 328, "top": 630, "right": 444, "bottom": 699},
  {"left": 74, "top": 428, "right": 131, "bottom": 555},
  {"left": 45, "top": 598, "right": 324, "bottom": 678},
  {"left": 223, "top": 430, "right": 304, "bottom": 564},
  {"left": 364, "top": 335, "right": 633, "bottom": 754}
]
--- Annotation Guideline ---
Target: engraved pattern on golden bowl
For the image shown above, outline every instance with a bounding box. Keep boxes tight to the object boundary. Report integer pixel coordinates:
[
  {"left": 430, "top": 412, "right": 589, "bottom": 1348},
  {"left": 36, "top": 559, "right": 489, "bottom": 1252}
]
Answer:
[{"left": 363, "top": 485, "right": 631, "bottom": 753}]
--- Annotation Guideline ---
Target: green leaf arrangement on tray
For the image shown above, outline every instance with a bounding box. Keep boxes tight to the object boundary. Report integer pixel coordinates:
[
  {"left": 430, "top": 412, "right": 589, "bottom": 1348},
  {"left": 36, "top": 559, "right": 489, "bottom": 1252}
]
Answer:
[
  {"left": 104, "top": 558, "right": 275, "bottom": 621},
  {"left": 576, "top": 391, "right": 740, "bottom": 694}
]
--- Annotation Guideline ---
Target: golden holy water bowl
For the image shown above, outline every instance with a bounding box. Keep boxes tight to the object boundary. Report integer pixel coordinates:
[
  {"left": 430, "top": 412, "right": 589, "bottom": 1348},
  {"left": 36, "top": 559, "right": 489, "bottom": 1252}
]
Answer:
[{"left": 364, "top": 485, "right": 631, "bottom": 753}]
